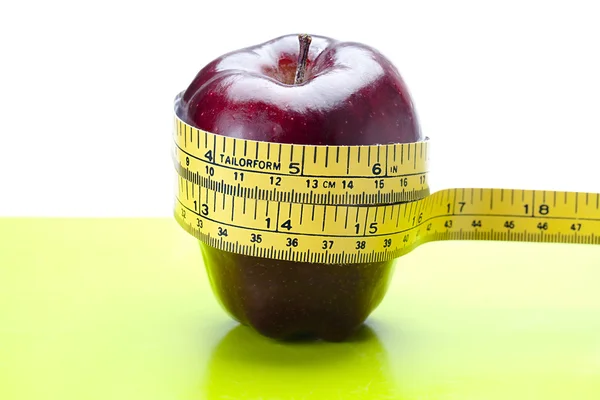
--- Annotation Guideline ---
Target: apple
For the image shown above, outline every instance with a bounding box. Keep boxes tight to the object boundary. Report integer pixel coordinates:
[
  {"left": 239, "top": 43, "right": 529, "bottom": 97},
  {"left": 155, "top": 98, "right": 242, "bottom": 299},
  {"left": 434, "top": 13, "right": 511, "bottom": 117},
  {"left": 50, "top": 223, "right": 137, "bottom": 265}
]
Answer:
[{"left": 176, "top": 34, "right": 422, "bottom": 341}]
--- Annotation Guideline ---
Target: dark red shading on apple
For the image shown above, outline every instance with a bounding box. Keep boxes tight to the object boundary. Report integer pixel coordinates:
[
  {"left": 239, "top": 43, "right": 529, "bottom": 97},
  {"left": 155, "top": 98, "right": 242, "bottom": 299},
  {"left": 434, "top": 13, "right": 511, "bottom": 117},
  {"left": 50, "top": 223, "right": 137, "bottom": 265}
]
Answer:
[{"left": 177, "top": 34, "right": 423, "bottom": 341}]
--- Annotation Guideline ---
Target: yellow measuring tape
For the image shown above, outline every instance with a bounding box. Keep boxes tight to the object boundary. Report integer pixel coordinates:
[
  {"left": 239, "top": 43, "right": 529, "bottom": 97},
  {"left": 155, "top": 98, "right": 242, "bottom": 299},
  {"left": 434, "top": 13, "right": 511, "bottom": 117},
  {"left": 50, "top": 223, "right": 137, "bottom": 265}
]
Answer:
[{"left": 173, "top": 116, "right": 600, "bottom": 264}]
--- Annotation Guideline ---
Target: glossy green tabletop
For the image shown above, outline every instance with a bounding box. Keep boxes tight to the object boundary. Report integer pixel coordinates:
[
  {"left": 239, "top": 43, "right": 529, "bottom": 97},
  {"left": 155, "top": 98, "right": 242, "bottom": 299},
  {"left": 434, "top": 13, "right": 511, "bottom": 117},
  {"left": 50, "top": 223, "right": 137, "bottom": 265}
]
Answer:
[{"left": 2, "top": 218, "right": 600, "bottom": 399}]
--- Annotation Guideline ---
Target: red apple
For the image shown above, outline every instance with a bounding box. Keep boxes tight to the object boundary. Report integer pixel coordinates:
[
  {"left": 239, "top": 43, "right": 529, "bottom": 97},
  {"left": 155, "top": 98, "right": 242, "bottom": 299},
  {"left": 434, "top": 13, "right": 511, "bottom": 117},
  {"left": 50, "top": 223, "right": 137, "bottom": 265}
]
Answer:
[{"left": 177, "top": 34, "right": 422, "bottom": 341}]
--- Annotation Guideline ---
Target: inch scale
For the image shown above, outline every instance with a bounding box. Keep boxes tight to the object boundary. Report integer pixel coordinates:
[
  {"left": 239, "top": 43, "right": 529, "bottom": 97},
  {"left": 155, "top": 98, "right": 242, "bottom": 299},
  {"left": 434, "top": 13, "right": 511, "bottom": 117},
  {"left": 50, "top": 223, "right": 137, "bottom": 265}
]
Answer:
[{"left": 172, "top": 116, "right": 600, "bottom": 264}]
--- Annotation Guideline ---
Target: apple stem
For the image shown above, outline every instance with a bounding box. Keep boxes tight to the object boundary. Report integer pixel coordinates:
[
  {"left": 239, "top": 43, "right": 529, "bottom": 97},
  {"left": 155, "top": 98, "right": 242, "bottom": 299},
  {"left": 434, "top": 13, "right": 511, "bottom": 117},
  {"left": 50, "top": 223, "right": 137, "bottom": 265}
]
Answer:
[{"left": 294, "top": 34, "right": 312, "bottom": 85}]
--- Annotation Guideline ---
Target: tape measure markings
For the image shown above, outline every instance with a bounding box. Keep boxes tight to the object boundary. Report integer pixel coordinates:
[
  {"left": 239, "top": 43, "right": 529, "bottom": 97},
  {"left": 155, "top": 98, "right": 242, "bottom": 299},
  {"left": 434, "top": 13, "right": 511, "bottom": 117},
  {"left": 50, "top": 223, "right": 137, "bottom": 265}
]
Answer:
[
  {"left": 174, "top": 118, "right": 430, "bottom": 207},
  {"left": 173, "top": 147, "right": 430, "bottom": 206},
  {"left": 174, "top": 162, "right": 430, "bottom": 206},
  {"left": 173, "top": 116, "right": 600, "bottom": 263},
  {"left": 176, "top": 179, "right": 600, "bottom": 237},
  {"left": 173, "top": 135, "right": 429, "bottom": 178},
  {"left": 175, "top": 189, "right": 600, "bottom": 264},
  {"left": 173, "top": 145, "right": 430, "bottom": 180},
  {"left": 174, "top": 118, "right": 428, "bottom": 173}
]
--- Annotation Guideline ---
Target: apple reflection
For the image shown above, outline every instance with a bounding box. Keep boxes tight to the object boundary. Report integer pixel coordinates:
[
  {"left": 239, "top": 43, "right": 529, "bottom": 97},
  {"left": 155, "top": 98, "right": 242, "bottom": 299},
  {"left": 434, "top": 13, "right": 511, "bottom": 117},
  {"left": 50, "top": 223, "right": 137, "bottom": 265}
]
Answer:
[{"left": 201, "top": 323, "right": 400, "bottom": 399}]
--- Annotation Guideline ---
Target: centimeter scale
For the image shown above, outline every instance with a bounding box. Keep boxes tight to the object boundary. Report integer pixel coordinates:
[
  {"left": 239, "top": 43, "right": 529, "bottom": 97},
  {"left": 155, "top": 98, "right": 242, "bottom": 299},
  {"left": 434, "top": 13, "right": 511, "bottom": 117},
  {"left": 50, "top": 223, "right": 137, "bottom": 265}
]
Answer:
[{"left": 172, "top": 117, "right": 600, "bottom": 264}]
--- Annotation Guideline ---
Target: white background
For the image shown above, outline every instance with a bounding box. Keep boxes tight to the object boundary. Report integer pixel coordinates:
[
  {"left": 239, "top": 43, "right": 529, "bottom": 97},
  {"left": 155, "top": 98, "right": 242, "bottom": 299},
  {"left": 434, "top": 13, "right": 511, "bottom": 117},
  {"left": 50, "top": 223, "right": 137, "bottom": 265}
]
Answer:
[{"left": 0, "top": 0, "right": 598, "bottom": 216}]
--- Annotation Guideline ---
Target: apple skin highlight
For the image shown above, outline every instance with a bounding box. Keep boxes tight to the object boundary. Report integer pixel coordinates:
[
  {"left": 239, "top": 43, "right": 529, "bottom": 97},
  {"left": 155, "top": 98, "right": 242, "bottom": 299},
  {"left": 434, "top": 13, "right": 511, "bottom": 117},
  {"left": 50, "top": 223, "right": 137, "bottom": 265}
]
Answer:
[{"left": 176, "top": 34, "right": 423, "bottom": 341}]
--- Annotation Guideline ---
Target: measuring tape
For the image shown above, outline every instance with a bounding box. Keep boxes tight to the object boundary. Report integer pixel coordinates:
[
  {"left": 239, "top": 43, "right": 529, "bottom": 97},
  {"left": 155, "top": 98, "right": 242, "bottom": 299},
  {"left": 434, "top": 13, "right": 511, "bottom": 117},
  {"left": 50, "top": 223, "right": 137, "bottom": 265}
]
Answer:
[{"left": 173, "top": 116, "right": 600, "bottom": 264}]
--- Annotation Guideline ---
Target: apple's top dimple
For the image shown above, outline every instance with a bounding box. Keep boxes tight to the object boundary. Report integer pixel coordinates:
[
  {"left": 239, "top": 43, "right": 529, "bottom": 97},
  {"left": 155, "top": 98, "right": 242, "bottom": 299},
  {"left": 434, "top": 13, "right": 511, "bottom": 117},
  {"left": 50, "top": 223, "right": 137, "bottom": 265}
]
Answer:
[
  {"left": 180, "top": 35, "right": 335, "bottom": 104},
  {"left": 220, "top": 45, "right": 386, "bottom": 113}
]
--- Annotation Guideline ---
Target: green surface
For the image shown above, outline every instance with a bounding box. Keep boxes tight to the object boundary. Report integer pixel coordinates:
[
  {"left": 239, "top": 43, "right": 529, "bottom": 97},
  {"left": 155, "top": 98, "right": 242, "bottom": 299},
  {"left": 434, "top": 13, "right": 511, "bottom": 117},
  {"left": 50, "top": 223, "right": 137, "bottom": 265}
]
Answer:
[{"left": 2, "top": 218, "right": 600, "bottom": 399}]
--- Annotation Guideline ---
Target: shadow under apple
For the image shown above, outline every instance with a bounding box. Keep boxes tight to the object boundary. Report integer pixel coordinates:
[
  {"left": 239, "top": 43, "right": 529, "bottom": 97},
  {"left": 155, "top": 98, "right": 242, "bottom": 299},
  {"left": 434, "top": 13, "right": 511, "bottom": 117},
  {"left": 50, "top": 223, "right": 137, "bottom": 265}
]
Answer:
[{"left": 200, "top": 323, "right": 403, "bottom": 399}]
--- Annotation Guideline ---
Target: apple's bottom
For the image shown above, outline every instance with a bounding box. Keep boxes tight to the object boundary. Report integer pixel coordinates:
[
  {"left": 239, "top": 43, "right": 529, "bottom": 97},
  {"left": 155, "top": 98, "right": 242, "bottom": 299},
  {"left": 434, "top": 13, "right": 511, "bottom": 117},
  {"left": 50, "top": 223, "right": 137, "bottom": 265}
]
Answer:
[{"left": 198, "top": 242, "right": 395, "bottom": 341}]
